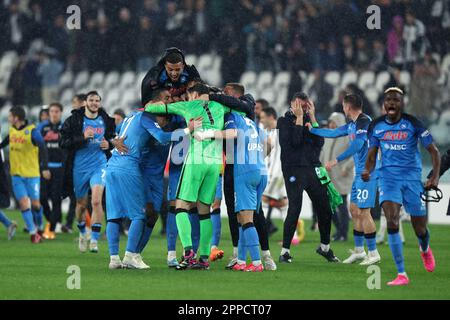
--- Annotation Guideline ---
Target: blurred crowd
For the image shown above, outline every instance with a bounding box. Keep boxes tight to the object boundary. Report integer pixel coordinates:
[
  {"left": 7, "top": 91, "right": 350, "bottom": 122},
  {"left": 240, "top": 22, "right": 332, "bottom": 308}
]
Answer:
[{"left": 0, "top": 0, "right": 449, "bottom": 113}]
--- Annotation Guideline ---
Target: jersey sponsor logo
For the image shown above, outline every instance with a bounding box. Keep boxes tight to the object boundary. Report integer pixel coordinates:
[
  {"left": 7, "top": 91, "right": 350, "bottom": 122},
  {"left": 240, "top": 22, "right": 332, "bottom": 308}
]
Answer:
[
  {"left": 382, "top": 131, "right": 408, "bottom": 141},
  {"left": 383, "top": 143, "right": 407, "bottom": 151},
  {"left": 10, "top": 136, "right": 26, "bottom": 144},
  {"left": 84, "top": 126, "right": 104, "bottom": 134},
  {"left": 247, "top": 143, "right": 263, "bottom": 152},
  {"left": 44, "top": 130, "right": 60, "bottom": 141},
  {"left": 356, "top": 129, "right": 367, "bottom": 135}
]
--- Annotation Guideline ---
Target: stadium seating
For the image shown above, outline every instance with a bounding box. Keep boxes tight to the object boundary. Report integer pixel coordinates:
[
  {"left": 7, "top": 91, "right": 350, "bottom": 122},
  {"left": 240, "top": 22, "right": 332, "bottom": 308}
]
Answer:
[{"left": 1, "top": 51, "right": 449, "bottom": 131}]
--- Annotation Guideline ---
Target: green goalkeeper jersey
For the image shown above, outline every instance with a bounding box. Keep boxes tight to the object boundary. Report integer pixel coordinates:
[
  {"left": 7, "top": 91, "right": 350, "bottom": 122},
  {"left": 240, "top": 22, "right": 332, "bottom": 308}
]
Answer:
[{"left": 145, "top": 100, "right": 231, "bottom": 163}]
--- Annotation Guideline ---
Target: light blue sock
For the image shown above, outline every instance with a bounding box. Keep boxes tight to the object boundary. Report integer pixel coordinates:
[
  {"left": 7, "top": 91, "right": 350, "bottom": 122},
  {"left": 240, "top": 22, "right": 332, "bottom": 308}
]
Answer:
[
  {"left": 91, "top": 223, "right": 102, "bottom": 242},
  {"left": 365, "top": 232, "right": 377, "bottom": 252},
  {"left": 211, "top": 209, "right": 221, "bottom": 247},
  {"left": 0, "top": 210, "right": 12, "bottom": 228},
  {"left": 388, "top": 230, "right": 405, "bottom": 273},
  {"left": 189, "top": 209, "right": 200, "bottom": 253},
  {"left": 77, "top": 221, "right": 86, "bottom": 235},
  {"left": 354, "top": 229, "right": 365, "bottom": 249},
  {"left": 106, "top": 221, "right": 120, "bottom": 256},
  {"left": 137, "top": 224, "right": 154, "bottom": 253},
  {"left": 243, "top": 224, "right": 261, "bottom": 262},
  {"left": 126, "top": 219, "right": 145, "bottom": 253},
  {"left": 32, "top": 207, "right": 43, "bottom": 230},
  {"left": 417, "top": 229, "right": 430, "bottom": 252},
  {"left": 22, "top": 209, "right": 36, "bottom": 234},
  {"left": 166, "top": 211, "right": 178, "bottom": 251},
  {"left": 238, "top": 226, "right": 246, "bottom": 262}
]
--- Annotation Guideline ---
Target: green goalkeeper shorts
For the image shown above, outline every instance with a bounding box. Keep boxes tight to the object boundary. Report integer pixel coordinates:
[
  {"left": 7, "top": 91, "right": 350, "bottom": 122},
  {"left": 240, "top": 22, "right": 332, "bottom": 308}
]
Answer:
[{"left": 176, "top": 161, "right": 221, "bottom": 205}]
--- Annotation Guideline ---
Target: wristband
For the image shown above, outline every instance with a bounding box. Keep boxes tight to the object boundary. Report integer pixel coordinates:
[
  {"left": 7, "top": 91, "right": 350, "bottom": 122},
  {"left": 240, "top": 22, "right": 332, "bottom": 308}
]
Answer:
[
  {"left": 183, "top": 128, "right": 191, "bottom": 135},
  {"left": 312, "top": 122, "right": 319, "bottom": 128}
]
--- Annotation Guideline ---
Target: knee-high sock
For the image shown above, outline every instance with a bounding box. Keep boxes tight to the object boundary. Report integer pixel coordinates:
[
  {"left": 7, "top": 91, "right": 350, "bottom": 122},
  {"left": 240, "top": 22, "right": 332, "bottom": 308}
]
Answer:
[
  {"left": 77, "top": 221, "right": 86, "bottom": 236},
  {"left": 0, "top": 210, "right": 12, "bottom": 228},
  {"left": 189, "top": 208, "right": 200, "bottom": 252},
  {"left": 137, "top": 219, "right": 155, "bottom": 253},
  {"left": 126, "top": 219, "right": 145, "bottom": 253},
  {"left": 210, "top": 208, "right": 221, "bottom": 247},
  {"left": 91, "top": 223, "right": 102, "bottom": 242},
  {"left": 238, "top": 226, "right": 246, "bottom": 263},
  {"left": 354, "top": 229, "right": 365, "bottom": 251},
  {"left": 199, "top": 214, "right": 212, "bottom": 259},
  {"left": 365, "top": 232, "right": 377, "bottom": 252},
  {"left": 106, "top": 221, "right": 120, "bottom": 256},
  {"left": 175, "top": 211, "right": 192, "bottom": 252},
  {"left": 387, "top": 228, "right": 405, "bottom": 273},
  {"left": 22, "top": 209, "right": 36, "bottom": 234},
  {"left": 417, "top": 229, "right": 430, "bottom": 252},
  {"left": 166, "top": 208, "right": 178, "bottom": 251},
  {"left": 242, "top": 222, "right": 261, "bottom": 264},
  {"left": 32, "top": 207, "right": 43, "bottom": 231}
]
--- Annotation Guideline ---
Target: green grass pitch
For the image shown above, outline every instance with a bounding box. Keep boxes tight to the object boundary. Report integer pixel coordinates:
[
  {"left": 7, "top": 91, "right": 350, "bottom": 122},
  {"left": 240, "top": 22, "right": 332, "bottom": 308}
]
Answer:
[{"left": 1, "top": 210, "right": 449, "bottom": 300}]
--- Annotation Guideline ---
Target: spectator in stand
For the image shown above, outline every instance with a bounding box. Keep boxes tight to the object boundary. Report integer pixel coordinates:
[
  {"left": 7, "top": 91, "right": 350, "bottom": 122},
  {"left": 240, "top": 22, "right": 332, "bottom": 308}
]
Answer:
[
  {"left": 38, "top": 50, "right": 64, "bottom": 105},
  {"left": 0, "top": 0, "right": 30, "bottom": 55},
  {"left": 403, "top": 9, "right": 427, "bottom": 71},
  {"left": 409, "top": 51, "right": 440, "bottom": 121},
  {"left": 136, "top": 16, "right": 158, "bottom": 73},
  {"left": 23, "top": 54, "right": 42, "bottom": 106},
  {"left": 309, "top": 69, "right": 334, "bottom": 121},
  {"left": 113, "top": 7, "right": 137, "bottom": 71},
  {"left": 387, "top": 15, "right": 405, "bottom": 69},
  {"left": 95, "top": 16, "right": 113, "bottom": 72},
  {"left": 354, "top": 38, "right": 372, "bottom": 71},
  {"left": 371, "top": 39, "right": 388, "bottom": 72},
  {"left": 341, "top": 35, "right": 355, "bottom": 70},
  {"left": 46, "top": 15, "right": 69, "bottom": 62}
]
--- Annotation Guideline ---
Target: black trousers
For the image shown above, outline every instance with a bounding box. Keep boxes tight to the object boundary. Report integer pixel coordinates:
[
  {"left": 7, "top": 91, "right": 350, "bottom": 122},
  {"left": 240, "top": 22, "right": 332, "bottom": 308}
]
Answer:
[
  {"left": 224, "top": 164, "right": 270, "bottom": 251},
  {"left": 282, "top": 166, "right": 332, "bottom": 249},
  {"left": 40, "top": 167, "right": 64, "bottom": 231}
]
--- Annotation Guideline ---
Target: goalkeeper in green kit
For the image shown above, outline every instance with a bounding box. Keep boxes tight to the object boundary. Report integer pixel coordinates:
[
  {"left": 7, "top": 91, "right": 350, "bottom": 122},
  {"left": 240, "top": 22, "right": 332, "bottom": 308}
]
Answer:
[{"left": 145, "top": 83, "right": 232, "bottom": 270}]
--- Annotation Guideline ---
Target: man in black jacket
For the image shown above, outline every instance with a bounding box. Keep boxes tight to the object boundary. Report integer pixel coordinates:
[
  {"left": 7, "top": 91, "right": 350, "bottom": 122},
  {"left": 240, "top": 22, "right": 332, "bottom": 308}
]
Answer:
[
  {"left": 277, "top": 92, "right": 339, "bottom": 263},
  {"left": 38, "top": 103, "right": 66, "bottom": 239},
  {"left": 140, "top": 47, "right": 202, "bottom": 105},
  {"left": 60, "top": 91, "right": 115, "bottom": 254},
  {"left": 210, "top": 83, "right": 277, "bottom": 271}
]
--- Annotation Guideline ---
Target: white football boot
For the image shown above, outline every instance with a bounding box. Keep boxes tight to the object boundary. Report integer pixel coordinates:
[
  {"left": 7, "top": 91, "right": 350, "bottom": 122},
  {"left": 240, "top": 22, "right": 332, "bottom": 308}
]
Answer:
[
  {"left": 109, "top": 255, "right": 123, "bottom": 269},
  {"left": 360, "top": 251, "right": 381, "bottom": 266},
  {"left": 343, "top": 249, "right": 367, "bottom": 264}
]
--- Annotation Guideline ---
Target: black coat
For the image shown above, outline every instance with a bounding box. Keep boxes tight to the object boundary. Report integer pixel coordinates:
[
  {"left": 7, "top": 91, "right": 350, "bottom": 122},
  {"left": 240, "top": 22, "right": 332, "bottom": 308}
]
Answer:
[
  {"left": 277, "top": 111, "right": 324, "bottom": 168},
  {"left": 60, "top": 107, "right": 115, "bottom": 199}
]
